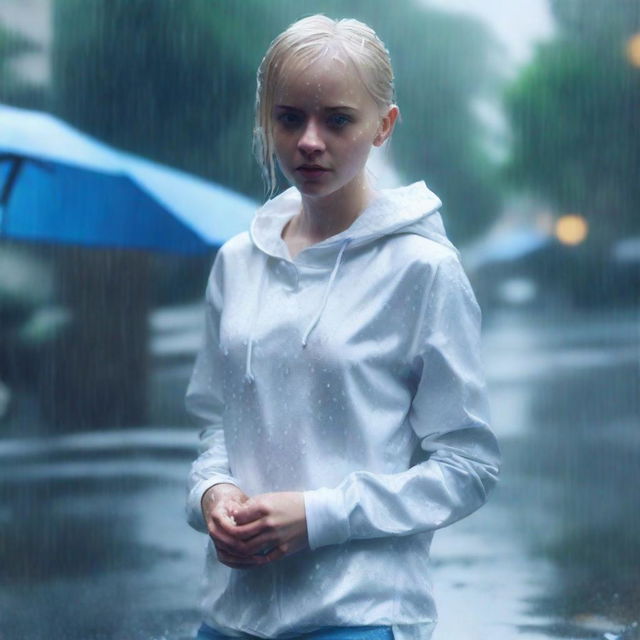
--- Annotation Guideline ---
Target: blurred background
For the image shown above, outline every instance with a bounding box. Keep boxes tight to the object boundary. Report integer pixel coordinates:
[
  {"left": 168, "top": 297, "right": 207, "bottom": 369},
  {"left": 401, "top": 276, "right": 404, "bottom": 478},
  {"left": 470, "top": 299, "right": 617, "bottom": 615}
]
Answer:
[{"left": 0, "top": 1, "right": 638, "bottom": 639}]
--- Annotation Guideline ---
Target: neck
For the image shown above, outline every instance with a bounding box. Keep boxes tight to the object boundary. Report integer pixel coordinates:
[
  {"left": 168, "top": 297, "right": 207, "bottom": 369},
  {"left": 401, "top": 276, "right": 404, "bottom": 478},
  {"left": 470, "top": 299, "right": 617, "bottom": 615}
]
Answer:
[{"left": 296, "top": 173, "right": 377, "bottom": 242}]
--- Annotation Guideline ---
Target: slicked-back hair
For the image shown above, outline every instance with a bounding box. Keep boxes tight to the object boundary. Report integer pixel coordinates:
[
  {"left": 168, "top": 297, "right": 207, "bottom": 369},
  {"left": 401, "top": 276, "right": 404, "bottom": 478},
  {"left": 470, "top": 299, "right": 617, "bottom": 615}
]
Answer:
[{"left": 253, "top": 14, "right": 397, "bottom": 198}]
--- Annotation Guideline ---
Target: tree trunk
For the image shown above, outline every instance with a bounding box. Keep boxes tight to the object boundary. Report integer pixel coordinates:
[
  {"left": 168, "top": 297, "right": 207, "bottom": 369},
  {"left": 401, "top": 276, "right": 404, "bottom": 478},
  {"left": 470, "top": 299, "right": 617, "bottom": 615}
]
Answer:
[{"left": 40, "top": 247, "right": 150, "bottom": 430}]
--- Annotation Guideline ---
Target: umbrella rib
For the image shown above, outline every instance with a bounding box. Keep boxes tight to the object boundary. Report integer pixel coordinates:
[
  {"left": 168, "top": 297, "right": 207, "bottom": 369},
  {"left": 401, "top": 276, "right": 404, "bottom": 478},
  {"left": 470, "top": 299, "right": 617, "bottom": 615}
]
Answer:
[
  {"left": 0, "top": 154, "right": 59, "bottom": 235},
  {"left": 0, "top": 152, "right": 56, "bottom": 173},
  {"left": 0, "top": 156, "right": 22, "bottom": 204},
  {"left": 0, "top": 156, "right": 24, "bottom": 234}
]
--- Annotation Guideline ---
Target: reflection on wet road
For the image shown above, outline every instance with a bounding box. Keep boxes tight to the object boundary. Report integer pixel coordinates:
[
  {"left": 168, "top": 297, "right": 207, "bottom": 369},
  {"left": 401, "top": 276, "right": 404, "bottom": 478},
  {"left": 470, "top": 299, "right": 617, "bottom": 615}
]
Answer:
[
  {"left": 0, "top": 433, "right": 203, "bottom": 640},
  {"left": 0, "top": 309, "right": 638, "bottom": 640},
  {"left": 430, "top": 309, "right": 639, "bottom": 640}
]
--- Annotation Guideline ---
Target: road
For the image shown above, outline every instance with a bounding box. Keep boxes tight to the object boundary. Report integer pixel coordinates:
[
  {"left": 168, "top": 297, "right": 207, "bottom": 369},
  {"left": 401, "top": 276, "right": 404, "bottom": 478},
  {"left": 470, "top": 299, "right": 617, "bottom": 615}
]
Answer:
[{"left": 0, "top": 306, "right": 638, "bottom": 640}]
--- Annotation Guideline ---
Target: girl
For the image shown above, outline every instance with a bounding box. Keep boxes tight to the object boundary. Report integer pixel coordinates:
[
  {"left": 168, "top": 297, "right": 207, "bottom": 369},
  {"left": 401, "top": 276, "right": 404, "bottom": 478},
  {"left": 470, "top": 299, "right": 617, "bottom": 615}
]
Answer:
[{"left": 186, "top": 14, "right": 500, "bottom": 640}]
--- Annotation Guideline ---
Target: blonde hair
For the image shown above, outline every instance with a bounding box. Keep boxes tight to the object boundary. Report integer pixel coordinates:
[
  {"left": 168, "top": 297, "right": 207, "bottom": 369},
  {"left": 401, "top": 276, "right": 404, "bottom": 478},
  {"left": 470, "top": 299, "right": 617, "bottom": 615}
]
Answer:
[{"left": 253, "top": 14, "right": 397, "bottom": 198}]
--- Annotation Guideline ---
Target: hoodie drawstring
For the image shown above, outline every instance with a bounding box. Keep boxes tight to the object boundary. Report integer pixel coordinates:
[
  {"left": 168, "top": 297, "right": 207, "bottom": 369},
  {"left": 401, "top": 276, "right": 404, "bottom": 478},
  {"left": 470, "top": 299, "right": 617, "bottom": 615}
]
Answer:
[
  {"left": 244, "top": 261, "right": 268, "bottom": 384},
  {"left": 244, "top": 238, "right": 352, "bottom": 383},
  {"left": 302, "top": 238, "right": 351, "bottom": 348}
]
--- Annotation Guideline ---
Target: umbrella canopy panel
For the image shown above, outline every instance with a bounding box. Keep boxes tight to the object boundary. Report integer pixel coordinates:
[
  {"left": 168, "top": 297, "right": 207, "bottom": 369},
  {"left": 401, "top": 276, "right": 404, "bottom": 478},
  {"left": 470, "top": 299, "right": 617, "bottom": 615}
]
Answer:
[
  {"left": 0, "top": 158, "right": 210, "bottom": 253},
  {"left": 0, "top": 104, "right": 258, "bottom": 253}
]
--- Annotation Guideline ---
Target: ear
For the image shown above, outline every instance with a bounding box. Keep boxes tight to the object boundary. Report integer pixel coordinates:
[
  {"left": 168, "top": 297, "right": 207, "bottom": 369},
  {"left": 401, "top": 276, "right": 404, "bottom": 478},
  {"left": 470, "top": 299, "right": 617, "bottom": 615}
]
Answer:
[{"left": 373, "top": 105, "right": 399, "bottom": 147}]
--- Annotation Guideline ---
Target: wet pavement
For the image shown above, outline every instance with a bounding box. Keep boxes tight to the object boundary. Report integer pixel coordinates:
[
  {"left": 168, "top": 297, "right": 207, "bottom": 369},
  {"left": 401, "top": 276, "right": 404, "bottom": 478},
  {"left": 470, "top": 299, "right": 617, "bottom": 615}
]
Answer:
[
  {"left": 433, "top": 308, "right": 639, "bottom": 640},
  {"left": 0, "top": 307, "right": 638, "bottom": 640}
]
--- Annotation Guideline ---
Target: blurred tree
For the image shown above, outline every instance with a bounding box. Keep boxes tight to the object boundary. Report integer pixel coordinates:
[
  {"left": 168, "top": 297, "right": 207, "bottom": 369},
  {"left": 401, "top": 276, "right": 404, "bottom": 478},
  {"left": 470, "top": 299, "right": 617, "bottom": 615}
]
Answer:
[
  {"left": 505, "top": 0, "right": 640, "bottom": 243},
  {"left": 52, "top": 0, "right": 265, "bottom": 195},
  {"left": 38, "top": 246, "right": 151, "bottom": 430},
  {"left": 47, "top": 0, "right": 504, "bottom": 429},
  {"left": 550, "top": 0, "right": 640, "bottom": 46},
  {"left": 249, "top": 0, "right": 505, "bottom": 242},
  {"left": 0, "top": 21, "right": 47, "bottom": 108},
  {"left": 47, "top": 0, "right": 274, "bottom": 429},
  {"left": 53, "top": 0, "right": 502, "bottom": 239},
  {"left": 356, "top": 2, "right": 504, "bottom": 241}
]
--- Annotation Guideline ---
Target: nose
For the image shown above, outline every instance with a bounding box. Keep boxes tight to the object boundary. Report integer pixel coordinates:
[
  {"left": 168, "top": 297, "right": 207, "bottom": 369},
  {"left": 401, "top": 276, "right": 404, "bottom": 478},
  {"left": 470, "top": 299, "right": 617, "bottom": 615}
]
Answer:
[{"left": 297, "top": 118, "right": 325, "bottom": 156}]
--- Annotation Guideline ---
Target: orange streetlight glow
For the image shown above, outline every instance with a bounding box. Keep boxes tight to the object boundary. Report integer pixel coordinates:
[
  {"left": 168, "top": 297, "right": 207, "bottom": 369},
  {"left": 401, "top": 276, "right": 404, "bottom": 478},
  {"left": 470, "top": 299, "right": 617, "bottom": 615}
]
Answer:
[
  {"left": 555, "top": 214, "right": 589, "bottom": 246},
  {"left": 627, "top": 33, "right": 640, "bottom": 68}
]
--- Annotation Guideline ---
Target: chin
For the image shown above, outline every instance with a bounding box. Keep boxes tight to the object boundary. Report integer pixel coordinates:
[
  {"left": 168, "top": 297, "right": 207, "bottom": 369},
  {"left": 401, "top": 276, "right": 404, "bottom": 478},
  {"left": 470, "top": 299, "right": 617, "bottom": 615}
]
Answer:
[
  {"left": 290, "top": 178, "right": 335, "bottom": 197},
  {"left": 296, "top": 175, "right": 353, "bottom": 197},
  {"left": 295, "top": 182, "right": 333, "bottom": 196}
]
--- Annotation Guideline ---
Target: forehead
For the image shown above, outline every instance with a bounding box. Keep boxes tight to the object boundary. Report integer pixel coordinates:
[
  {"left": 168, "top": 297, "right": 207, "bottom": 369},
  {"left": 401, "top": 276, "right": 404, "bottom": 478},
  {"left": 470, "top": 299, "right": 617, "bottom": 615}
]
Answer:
[{"left": 273, "top": 56, "right": 375, "bottom": 111}]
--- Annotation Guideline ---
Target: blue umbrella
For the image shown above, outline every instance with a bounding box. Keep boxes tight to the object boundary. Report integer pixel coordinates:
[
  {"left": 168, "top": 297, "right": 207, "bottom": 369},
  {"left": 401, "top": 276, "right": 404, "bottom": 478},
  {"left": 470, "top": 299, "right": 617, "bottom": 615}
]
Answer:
[
  {"left": 0, "top": 103, "right": 257, "bottom": 253},
  {"left": 464, "top": 227, "right": 552, "bottom": 271}
]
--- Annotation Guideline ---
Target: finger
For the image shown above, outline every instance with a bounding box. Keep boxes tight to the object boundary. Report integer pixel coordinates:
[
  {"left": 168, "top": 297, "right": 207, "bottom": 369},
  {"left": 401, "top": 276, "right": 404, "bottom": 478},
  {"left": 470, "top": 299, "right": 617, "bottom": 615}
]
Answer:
[
  {"left": 215, "top": 543, "right": 256, "bottom": 561},
  {"left": 262, "top": 545, "right": 287, "bottom": 564},
  {"left": 214, "top": 529, "right": 279, "bottom": 559},
  {"left": 209, "top": 524, "right": 263, "bottom": 557},
  {"left": 239, "top": 532, "right": 279, "bottom": 556},
  {"left": 207, "top": 520, "right": 247, "bottom": 550},
  {"left": 218, "top": 496, "right": 248, "bottom": 514},
  {"left": 210, "top": 532, "right": 256, "bottom": 558},
  {"left": 227, "top": 517, "right": 272, "bottom": 540},
  {"left": 213, "top": 513, "right": 241, "bottom": 537},
  {"left": 225, "top": 536, "right": 269, "bottom": 557},
  {"left": 211, "top": 536, "right": 245, "bottom": 556},
  {"left": 217, "top": 548, "right": 268, "bottom": 568},
  {"left": 231, "top": 501, "right": 267, "bottom": 525},
  {"left": 211, "top": 502, "right": 249, "bottom": 532}
]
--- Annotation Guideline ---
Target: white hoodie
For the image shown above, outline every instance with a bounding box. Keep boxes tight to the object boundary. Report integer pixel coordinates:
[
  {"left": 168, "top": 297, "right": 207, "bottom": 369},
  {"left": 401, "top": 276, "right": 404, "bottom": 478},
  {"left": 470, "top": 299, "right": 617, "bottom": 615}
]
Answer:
[{"left": 185, "top": 180, "right": 501, "bottom": 640}]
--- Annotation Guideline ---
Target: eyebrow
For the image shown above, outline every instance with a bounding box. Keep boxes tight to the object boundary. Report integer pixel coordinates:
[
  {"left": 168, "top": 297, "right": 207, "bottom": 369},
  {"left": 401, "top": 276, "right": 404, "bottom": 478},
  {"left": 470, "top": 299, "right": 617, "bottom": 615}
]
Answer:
[{"left": 275, "top": 104, "right": 358, "bottom": 112}]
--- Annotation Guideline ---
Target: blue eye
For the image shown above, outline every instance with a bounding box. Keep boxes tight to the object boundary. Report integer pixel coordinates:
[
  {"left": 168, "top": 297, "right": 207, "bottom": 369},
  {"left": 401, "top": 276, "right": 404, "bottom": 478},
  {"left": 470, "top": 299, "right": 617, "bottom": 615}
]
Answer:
[
  {"left": 275, "top": 112, "right": 352, "bottom": 130},
  {"left": 277, "top": 113, "right": 301, "bottom": 127},
  {"left": 329, "top": 114, "right": 351, "bottom": 128}
]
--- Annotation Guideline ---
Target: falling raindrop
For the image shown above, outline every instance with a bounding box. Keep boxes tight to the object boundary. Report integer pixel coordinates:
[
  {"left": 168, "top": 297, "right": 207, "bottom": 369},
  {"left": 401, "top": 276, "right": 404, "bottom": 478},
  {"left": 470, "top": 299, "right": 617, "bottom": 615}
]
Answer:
[{"left": 2, "top": 2, "right": 637, "bottom": 639}]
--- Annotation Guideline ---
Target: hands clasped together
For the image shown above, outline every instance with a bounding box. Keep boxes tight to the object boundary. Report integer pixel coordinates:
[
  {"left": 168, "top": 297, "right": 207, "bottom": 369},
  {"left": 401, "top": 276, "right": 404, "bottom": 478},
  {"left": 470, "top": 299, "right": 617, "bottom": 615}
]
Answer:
[{"left": 201, "top": 483, "right": 309, "bottom": 569}]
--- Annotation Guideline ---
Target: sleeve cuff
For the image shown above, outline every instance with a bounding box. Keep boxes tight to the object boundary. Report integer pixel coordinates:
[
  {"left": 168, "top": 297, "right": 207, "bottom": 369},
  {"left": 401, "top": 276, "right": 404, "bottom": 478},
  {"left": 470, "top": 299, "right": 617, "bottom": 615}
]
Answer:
[
  {"left": 303, "top": 486, "right": 351, "bottom": 550},
  {"left": 186, "top": 475, "right": 240, "bottom": 533}
]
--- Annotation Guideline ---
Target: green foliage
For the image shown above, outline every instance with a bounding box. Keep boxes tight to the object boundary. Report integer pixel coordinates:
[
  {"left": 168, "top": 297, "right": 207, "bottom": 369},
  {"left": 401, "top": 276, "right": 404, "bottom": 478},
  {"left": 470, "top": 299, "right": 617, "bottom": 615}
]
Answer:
[
  {"left": 505, "top": 1, "right": 640, "bottom": 240},
  {"left": 253, "top": 0, "right": 504, "bottom": 240},
  {"left": 52, "top": 0, "right": 267, "bottom": 195},
  {"left": 52, "top": 0, "right": 503, "bottom": 241},
  {"left": 550, "top": 0, "right": 640, "bottom": 42}
]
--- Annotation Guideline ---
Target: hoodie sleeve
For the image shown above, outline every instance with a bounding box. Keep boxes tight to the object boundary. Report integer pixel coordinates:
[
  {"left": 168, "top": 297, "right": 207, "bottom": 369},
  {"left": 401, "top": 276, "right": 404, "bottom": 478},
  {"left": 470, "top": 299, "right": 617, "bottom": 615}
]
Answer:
[
  {"left": 303, "top": 253, "right": 500, "bottom": 550},
  {"left": 184, "top": 255, "right": 241, "bottom": 534}
]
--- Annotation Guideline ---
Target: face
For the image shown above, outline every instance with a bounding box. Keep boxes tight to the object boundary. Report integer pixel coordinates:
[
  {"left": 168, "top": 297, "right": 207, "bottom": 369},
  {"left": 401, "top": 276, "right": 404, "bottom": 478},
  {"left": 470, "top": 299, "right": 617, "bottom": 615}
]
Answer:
[{"left": 270, "top": 54, "right": 397, "bottom": 200}]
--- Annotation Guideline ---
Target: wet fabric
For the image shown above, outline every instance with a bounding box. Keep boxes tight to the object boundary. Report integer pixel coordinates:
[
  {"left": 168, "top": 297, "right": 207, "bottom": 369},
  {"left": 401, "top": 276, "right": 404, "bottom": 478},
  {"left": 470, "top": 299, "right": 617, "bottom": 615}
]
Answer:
[
  {"left": 185, "top": 181, "right": 501, "bottom": 640},
  {"left": 196, "top": 621, "right": 394, "bottom": 639}
]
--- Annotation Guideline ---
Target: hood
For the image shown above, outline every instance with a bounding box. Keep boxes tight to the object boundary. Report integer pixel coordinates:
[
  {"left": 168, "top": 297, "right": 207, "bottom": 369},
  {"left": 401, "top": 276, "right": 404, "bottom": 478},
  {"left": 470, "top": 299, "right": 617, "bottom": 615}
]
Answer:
[
  {"left": 242, "top": 181, "right": 456, "bottom": 383},
  {"left": 249, "top": 180, "right": 457, "bottom": 264}
]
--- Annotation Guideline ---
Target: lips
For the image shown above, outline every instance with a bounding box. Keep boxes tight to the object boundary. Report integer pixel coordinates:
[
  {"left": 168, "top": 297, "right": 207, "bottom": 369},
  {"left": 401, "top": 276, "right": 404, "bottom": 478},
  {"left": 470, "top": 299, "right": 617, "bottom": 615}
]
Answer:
[{"left": 296, "top": 165, "right": 330, "bottom": 179}]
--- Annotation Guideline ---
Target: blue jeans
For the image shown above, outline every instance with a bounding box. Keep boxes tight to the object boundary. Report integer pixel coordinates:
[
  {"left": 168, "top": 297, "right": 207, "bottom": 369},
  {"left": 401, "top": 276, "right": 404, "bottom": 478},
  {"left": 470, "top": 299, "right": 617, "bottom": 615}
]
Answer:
[{"left": 196, "top": 622, "right": 394, "bottom": 640}]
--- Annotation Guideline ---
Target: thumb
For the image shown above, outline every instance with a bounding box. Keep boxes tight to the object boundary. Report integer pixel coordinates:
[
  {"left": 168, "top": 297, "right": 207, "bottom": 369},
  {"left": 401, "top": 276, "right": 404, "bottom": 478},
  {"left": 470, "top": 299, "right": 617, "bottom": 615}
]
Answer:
[{"left": 231, "top": 499, "right": 264, "bottom": 525}]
